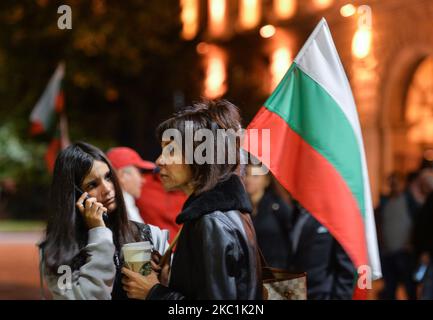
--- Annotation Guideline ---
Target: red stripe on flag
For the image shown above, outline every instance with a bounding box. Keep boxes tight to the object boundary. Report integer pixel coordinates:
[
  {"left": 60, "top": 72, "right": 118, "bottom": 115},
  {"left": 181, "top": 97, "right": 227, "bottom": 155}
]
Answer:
[
  {"left": 245, "top": 107, "right": 369, "bottom": 270},
  {"left": 30, "top": 121, "right": 45, "bottom": 136},
  {"left": 352, "top": 286, "right": 368, "bottom": 300}
]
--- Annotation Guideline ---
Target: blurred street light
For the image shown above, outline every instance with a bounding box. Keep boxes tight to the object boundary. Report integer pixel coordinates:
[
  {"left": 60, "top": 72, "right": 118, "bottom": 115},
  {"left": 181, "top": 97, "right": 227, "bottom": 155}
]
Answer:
[
  {"left": 340, "top": 4, "right": 356, "bottom": 17},
  {"left": 239, "top": 0, "right": 261, "bottom": 30},
  {"left": 271, "top": 47, "right": 292, "bottom": 91},
  {"left": 208, "top": 0, "right": 227, "bottom": 38},
  {"left": 203, "top": 45, "right": 227, "bottom": 99},
  {"left": 274, "top": 0, "right": 297, "bottom": 20},
  {"left": 312, "top": 0, "right": 334, "bottom": 10},
  {"left": 181, "top": 0, "right": 199, "bottom": 40},
  {"left": 352, "top": 5, "right": 372, "bottom": 59},
  {"left": 260, "top": 25, "right": 276, "bottom": 39}
]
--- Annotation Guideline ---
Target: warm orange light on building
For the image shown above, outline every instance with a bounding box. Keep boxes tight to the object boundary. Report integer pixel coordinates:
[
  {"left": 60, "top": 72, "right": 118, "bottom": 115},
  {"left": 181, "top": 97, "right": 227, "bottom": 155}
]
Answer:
[
  {"left": 406, "top": 56, "right": 433, "bottom": 146},
  {"left": 208, "top": 0, "right": 227, "bottom": 38},
  {"left": 203, "top": 45, "right": 227, "bottom": 99},
  {"left": 274, "top": 0, "right": 297, "bottom": 20},
  {"left": 270, "top": 47, "right": 292, "bottom": 90},
  {"left": 239, "top": 0, "right": 261, "bottom": 30},
  {"left": 352, "top": 26, "right": 372, "bottom": 59},
  {"left": 266, "top": 28, "right": 295, "bottom": 92},
  {"left": 340, "top": 4, "right": 356, "bottom": 17},
  {"left": 313, "top": 0, "right": 334, "bottom": 10},
  {"left": 260, "top": 25, "right": 276, "bottom": 38},
  {"left": 408, "top": 120, "right": 433, "bottom": 146},
  {"left": 181, "top": 0, "right": 199, "bottom": 40},
  {"left": 352, "top": 5, "right": 373, "bottom": 59},
  {"left": 425, "top": 149, "right": 433, "bottom": 161}
]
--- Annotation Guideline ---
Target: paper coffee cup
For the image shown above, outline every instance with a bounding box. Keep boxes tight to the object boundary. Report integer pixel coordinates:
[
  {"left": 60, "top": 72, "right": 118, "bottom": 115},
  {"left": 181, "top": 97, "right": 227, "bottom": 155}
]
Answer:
[{"left": 122, "top": 241, "right": 153, "bottom": 275}]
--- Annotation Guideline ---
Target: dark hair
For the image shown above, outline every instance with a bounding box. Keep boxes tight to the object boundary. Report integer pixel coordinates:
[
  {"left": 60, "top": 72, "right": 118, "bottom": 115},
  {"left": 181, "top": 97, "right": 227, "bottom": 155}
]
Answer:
[
  {"left": 406, "top": 170, "right": 420, "bottom": 185},
  {"left": 156, "top": 99, "right": 242, "bottom": 195},
  {"left": 43, "top": 142, "right": 139, "bottom": 274},
  {"left": 420, "top": 158, "right": 433, "bottom": 170}
]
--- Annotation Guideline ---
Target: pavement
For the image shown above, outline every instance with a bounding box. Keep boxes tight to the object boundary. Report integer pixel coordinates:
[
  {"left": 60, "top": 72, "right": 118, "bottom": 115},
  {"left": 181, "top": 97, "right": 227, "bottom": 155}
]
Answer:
[{"left": 0, "top": 231, "right": 48, "bottom": 300}]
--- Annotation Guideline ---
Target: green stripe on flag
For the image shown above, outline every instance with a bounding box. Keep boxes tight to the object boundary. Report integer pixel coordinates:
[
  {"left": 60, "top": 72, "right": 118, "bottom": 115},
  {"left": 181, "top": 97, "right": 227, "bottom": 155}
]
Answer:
[{"left": 264, "top": 63, "right": 365, "bottom": 218}]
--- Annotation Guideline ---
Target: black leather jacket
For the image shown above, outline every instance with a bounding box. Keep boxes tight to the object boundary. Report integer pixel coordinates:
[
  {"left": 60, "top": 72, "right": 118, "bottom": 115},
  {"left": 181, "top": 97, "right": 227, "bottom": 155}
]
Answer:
[
  {"left": 147, "top": 174, "right": 262, "bottom": 300},
  {"left": 288, "top": 205, "right": 355, "bottom": 299}
]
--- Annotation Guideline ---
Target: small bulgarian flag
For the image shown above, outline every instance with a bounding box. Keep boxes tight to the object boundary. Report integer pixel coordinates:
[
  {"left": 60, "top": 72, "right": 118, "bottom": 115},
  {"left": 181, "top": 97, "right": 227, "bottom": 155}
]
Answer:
[
  {"left": 244, "top": 19, "right": 381, "bottom": 298},
  {"left": 30, "top": 63, "right": 69, "bottom": 171},
  {"left": 30, "top": 63, "right": 65, "bottom": 135}
]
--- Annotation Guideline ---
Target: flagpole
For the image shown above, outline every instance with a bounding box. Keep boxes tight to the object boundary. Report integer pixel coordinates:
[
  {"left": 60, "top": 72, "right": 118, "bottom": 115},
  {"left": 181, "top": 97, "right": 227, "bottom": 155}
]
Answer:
[
  {"left": 56, "top": 61, "right": 70, "bottom": 150},
  {"left": 59, "top": 112, "right": 70, "bottom": 150}
]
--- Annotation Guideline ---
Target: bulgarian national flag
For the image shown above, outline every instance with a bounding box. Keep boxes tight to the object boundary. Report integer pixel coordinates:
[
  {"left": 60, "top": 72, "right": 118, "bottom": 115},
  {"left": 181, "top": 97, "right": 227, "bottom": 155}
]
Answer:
[
  {"left": 244, "top": 19, "right": 381, "bottom": 298},
  {"left": 30, "top": 63, "right": 65, "bottom": 135},
  {"left": 30, "top": 63, "right": 69, "bottom": 171}
]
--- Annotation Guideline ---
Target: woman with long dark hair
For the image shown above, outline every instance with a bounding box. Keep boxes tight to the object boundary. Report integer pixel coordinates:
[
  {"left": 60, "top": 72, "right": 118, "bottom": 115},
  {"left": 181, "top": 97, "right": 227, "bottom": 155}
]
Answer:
[
  {"left": 40, "top": 142, "right": 156, "bottom": 299},
  {"left": 121, "top": 100, "right": 262, "bottom": 300}
]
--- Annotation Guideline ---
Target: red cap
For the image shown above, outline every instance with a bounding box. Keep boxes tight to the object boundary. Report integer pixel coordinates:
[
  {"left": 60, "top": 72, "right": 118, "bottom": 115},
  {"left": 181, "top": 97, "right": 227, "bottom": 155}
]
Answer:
[{"left": 106, "top": 147, "right": 156, "bottom": 171}]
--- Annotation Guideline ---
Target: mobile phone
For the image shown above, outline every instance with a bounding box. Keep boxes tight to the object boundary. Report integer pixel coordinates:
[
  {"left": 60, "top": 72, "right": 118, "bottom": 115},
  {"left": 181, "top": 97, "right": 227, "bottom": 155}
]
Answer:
[{"left": 74, "top": 184, "right": 109, "bottom": 222}]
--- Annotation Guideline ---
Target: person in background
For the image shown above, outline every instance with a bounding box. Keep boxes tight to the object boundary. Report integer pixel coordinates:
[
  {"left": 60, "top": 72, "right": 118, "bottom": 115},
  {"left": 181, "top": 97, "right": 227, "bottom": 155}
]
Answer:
[
  {"left": 412, "top": 167, "right": 433, "bottom": 299},
  {"left": 379, "top": 170, "right": 426, "bottom": 300},
  {"left": 106, "top": 147, "right": 155, "bottom": 224},
  {"left": 378, "top": 172, "right": 405, "bottom": 212},
  {"left": 374, "top": 172, "right": 405, "bottom": 263},
  {"left": 288, "top": 202, "right": 355, "bottom": 300},
  {"left": 244, "top": 163, "right": 293, "bottom": 269},
  {"left": 107, "top": 146, "right": 169, "bottom": 254}
]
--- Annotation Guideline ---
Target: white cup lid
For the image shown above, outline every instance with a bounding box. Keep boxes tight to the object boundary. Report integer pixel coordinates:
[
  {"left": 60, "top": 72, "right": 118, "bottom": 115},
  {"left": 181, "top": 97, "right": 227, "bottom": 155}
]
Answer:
[{"left": 122, "top": 241, "right": 152, "bottom": 250}]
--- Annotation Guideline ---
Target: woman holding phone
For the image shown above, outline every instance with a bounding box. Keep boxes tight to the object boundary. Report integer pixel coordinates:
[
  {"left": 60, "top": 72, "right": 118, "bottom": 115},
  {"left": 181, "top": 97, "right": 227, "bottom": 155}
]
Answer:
[{"left": 40, "top": 141, "right": 161, "bottom": 300}]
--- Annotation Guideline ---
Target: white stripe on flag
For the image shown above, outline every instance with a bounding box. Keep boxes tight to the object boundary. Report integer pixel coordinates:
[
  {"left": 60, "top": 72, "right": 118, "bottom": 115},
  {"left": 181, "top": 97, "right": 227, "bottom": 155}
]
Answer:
[{"left": 294, "top": 18, "right": 382, "bottom": 279}]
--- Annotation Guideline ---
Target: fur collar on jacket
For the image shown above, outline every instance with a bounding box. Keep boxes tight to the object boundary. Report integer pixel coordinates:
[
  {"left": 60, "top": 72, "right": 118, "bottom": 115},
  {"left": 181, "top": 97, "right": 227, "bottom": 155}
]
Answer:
[{"left": 176, "top": 174, "right": 252, "bottom": 224}]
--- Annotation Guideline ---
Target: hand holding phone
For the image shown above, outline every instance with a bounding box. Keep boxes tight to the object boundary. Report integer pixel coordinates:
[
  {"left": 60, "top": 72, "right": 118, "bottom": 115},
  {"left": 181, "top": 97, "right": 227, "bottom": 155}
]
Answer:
[{"left": 74, "top": 185, "right": 109, "bottom": 227}]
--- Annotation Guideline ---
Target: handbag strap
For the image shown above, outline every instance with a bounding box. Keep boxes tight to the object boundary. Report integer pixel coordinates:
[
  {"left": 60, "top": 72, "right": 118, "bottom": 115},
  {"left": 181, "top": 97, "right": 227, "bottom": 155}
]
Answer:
[
  {"left": 159, "top": 225, "right": 183, "bottom": 267},
  {"left": 258, "top": 246, "right": 280, "bottom": 281},
  {"left": 258, "top": 243, "right": 306, "bottom": 281},
  {"left": 257, "top": 246, "right": 269, "bottom": 268}
]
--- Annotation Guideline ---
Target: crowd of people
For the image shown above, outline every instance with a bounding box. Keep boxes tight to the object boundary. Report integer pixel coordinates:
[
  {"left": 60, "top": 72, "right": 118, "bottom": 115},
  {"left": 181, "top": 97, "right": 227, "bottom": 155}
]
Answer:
[
  {"left": 376, "top": 163, "right": 433, "bottom": 300},
  {"left": 38, "top": 98, "right": 433, "bottom": 300}
]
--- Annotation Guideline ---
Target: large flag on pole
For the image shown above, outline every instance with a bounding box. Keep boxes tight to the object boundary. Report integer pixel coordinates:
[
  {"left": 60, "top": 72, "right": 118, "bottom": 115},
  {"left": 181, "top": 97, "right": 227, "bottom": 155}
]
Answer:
[
  {"left": 30, "top": 63, "right": 69, "bottom": 171},
  {"left": 244, "top": 18, "right": 381, "bottom": 296}
]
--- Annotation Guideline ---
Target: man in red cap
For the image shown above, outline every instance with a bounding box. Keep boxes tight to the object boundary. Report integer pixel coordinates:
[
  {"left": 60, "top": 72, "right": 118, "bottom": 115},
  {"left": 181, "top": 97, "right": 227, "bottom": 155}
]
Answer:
[
  {"left": 106, "top": 147, "right": 155, "bottom": 223},
  {"left": 107, "top": 146, "right": 186, "bottom": 243},
  {"left": 107, "top": 147, "right": 170, "bottom": 254}
]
